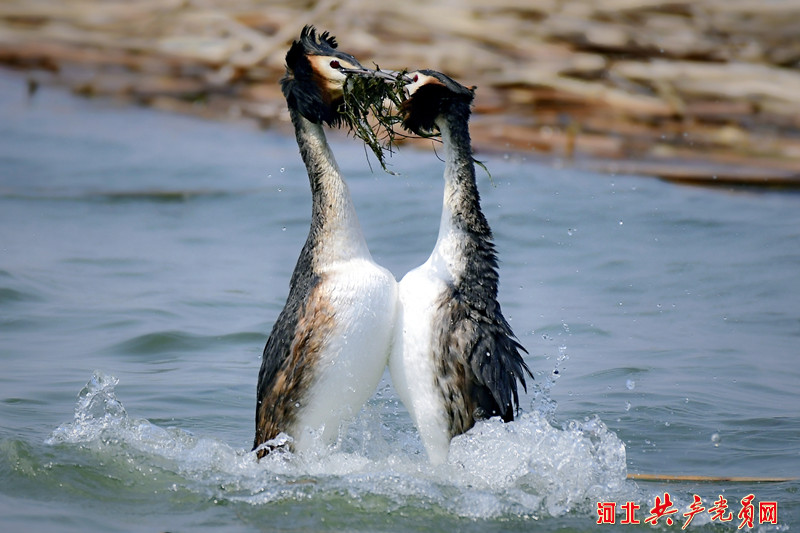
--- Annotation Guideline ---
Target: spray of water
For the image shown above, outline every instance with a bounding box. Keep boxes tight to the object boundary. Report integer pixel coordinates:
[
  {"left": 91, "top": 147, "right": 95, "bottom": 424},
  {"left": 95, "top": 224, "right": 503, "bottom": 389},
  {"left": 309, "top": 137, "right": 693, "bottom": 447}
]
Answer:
[{"left": 45, "top": 370, "right": 630, "bottom": 519}]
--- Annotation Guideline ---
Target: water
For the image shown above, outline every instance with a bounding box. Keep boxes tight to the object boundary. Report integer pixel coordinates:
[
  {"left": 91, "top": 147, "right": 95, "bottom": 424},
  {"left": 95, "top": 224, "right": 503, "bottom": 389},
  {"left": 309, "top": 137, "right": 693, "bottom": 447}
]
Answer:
[{"left": 1, "top": 70, "right": 798, "bottom": 531}]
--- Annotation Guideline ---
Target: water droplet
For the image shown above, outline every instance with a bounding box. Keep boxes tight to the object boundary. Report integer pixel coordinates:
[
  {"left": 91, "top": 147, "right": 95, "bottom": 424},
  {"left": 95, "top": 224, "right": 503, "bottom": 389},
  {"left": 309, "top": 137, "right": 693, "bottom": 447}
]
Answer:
[{"left": 626, "top": 379, "right": 635, "bottom": 391}]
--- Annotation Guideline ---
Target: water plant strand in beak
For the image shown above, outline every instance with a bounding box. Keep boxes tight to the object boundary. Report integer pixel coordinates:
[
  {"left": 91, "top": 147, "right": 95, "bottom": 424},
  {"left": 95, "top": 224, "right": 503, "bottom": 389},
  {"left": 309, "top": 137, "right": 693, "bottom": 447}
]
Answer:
[
  {"left": 339, "top": 67, "right": 411, "bottom": 83},
  {"left": 338, "top": 67, "right": 410, "bottom": 173}
]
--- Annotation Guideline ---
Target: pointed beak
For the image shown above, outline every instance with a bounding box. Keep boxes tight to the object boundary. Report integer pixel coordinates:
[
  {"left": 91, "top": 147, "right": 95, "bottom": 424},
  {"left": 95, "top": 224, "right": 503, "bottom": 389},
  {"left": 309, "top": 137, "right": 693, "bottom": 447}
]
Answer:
[{"left": 340, "top": 67, "right": 413, "bottom": 83}]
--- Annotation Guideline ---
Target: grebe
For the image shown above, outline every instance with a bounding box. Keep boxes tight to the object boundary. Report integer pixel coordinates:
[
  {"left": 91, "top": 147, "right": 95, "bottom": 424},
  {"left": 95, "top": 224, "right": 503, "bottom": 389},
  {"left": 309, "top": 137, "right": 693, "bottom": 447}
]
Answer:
[
  {"left": 253, "top": 27, "right": 397, "bottom": 458},
  {"left": 389, "top": 70, "right": 532, "bottom": 464}
]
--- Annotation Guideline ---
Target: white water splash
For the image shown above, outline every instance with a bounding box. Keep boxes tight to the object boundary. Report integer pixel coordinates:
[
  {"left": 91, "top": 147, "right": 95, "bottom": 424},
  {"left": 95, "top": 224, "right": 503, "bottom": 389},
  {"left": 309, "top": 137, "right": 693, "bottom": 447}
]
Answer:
[
  {"left": 46, "top": 371, "right": 128, "bottom": 445},
  {"left": 45, "top": 371, "right": 630, "bottom": 519},
  {"left": 449, "top": 414, "right": 627, "bottom": 517}
]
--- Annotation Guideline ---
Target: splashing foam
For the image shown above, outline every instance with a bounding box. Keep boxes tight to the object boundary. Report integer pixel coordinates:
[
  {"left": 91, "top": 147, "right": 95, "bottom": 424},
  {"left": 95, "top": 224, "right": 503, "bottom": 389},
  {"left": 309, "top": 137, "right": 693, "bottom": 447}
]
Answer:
[
  {"left": 46, "top": 371, "right": 629, "bottom": 519},
  {"left": 46, "top": 372, "right": 128, "bottom": 445},
  {"left": 449, "top": 415, "right": 627, "bottom": 517}
]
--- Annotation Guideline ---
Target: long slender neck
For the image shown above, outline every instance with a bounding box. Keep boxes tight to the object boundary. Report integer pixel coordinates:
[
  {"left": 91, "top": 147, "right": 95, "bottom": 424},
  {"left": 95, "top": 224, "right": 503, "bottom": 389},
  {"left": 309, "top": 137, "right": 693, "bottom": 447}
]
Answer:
[
  {"left": 430, "top": 110, "right": 495, "bottom": 285},
  {"left": 439, "top": 114, "right": 489, "bottom": 235},
  {"left": 290, "top": 109, "right": 371, "bottom": 267}
]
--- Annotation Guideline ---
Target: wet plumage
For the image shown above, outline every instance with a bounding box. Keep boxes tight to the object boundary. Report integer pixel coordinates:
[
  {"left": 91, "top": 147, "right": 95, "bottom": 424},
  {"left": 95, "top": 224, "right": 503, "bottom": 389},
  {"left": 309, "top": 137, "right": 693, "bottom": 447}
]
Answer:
[
  {"left": 389, "top": 70, "right": 532, "bottom": 464},
  {"left": 253, "top": 27, "right": 397, "bottom": 458}
]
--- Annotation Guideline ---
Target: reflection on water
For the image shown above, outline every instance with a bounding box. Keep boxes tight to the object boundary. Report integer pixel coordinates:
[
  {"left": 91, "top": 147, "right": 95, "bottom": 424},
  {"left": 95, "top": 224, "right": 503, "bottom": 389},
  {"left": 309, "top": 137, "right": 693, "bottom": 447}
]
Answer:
[{"left": 1, "top": 70, "right": 799, "bottom": 531}]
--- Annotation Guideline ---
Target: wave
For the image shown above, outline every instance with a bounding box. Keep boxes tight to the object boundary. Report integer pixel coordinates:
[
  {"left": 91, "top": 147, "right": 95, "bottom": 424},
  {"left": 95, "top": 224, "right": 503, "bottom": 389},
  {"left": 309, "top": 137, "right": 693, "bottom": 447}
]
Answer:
[
  {"left": 0, "top": 188, "right": 264, "bottom": 203},
  {"left": 43, "top": 371, "right": 631, "bottom": 520},
  {"left": 0, "top": 286, "right": 43, "bottom": 304},
  {"left": 107, "top": 330, "right": 264, "bottom": 355}
]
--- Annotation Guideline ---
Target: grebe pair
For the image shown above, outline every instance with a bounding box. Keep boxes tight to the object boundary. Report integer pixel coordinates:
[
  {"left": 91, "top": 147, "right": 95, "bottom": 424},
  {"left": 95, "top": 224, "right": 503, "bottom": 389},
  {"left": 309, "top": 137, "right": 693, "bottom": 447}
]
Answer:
[{"left": 253, "top": 27, "right": 531, "bottom": 463}]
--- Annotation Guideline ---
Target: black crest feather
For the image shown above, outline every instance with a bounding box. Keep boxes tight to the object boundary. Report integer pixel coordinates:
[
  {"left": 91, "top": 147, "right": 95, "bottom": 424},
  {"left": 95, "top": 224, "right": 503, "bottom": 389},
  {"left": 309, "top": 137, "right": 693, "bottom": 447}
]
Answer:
[
  {"left": 281, "top": 25, "right": 364, "bottom": 126},
  {"left": 402, "top": 70, "right": 475, "bottom": 135},
  {"left": 299, "top": 25, "right": 338, "bottom": 54}
]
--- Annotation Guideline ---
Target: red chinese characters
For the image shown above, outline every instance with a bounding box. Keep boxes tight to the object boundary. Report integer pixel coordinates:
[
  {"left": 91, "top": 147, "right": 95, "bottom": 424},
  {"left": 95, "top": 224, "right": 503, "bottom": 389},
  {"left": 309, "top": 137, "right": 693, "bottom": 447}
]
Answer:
[
  {"left": 682, "top": 494, "right": 705, "bottom": 529},
  {"left": 644, "top": 492, "right": 678, "bottom": 526},
  {"left": 597, "top": 502, "right": 616, "bottom": 524},
  {"left": 759, "top": 501, "right": 778, "bottom": 525},
  {"left": 737, "top": 494, "right": 755, "bottom": 529},
  {"left": 708, "top": 495, "right": 733, "bottom": 522},
  {"left": 595, "top": 493, "right": 779, "bottom": 527},
  {"left": 621, "top": 501, "right": 640, "bottom": 524}
]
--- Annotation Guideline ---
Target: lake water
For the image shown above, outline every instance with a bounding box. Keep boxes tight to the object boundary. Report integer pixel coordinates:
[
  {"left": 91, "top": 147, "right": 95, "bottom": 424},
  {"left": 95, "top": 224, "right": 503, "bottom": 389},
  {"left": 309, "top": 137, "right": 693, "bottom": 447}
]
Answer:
[{"left": 1, "top": 70, "right": 798, "bottom": 532}]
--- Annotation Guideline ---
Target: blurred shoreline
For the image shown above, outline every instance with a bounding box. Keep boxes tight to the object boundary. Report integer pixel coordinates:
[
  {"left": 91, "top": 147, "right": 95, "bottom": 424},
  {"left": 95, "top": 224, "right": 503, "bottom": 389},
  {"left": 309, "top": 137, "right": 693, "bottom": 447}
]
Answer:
[{"left": 1, "top": 0, "right": 799, "bottom": 187}]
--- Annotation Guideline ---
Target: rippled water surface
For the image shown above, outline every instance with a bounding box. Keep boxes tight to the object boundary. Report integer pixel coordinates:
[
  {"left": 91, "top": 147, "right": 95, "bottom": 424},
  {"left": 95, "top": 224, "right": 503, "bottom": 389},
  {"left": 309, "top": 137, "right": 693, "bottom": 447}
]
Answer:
[{"left": 1, "top": 71, "right": 799, "bottom": 532}]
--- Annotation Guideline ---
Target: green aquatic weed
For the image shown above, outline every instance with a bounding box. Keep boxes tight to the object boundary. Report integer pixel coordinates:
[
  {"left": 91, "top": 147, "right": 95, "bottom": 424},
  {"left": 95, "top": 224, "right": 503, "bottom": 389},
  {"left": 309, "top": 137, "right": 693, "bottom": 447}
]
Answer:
[
  {"left": 339, "top": 69, "right": 410, "bottom": 174},
  {"left": 340, "top": 68, "right": 493, "bottom": 183}
]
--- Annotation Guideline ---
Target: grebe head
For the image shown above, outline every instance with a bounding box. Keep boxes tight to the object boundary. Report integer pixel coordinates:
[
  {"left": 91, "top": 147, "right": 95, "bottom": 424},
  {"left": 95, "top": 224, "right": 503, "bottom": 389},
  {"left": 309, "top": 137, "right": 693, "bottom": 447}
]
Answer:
[
  {"left": 281, "top": 25, "right": 373, "bottom": 126},
  {"left": 400, "top": 70, "right": 475, "bottom": 135}
]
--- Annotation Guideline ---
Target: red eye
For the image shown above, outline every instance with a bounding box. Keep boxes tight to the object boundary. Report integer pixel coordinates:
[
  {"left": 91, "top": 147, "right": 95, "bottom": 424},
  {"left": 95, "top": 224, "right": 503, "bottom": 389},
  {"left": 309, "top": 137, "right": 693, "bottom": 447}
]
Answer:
[
  {"left": 330, "top": 60, "right": 341, "bottom": 69},
  {"left": 413, "top": 74, "right": 419, "bottom": 82}
]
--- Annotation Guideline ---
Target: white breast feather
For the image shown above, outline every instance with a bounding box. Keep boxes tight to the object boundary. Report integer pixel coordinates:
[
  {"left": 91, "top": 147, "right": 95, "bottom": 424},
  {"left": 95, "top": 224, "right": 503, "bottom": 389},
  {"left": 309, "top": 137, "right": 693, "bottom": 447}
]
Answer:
[
  {"left": 389, "top": 200, "right": 468, "bottom": 463},
  {"left": 293, "top": 258, "right": 398, "bottom": 453},
  {"left": 390, "top": 255, "right": 453, "bottom": 464}
]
